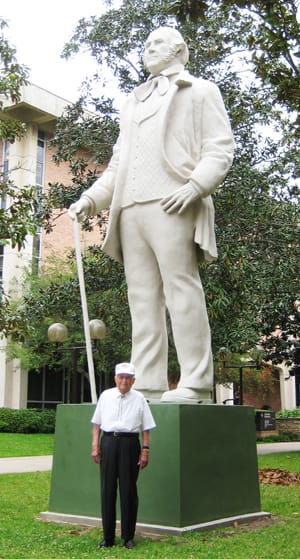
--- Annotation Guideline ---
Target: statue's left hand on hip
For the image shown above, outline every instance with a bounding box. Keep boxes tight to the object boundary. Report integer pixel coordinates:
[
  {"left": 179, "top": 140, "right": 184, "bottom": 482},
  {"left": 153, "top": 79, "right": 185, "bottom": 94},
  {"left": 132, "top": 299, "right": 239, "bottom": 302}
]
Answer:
[{"left": 161, "top": 182, "right": 201, "bottom": 214}]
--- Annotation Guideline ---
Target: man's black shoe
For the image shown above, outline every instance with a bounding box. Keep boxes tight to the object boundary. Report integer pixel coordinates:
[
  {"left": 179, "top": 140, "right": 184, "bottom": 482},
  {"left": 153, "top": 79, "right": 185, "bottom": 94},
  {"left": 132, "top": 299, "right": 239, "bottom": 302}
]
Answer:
[
  {"left": 124, "top": 539, "right": 135, "bottom": 549},
  {"left": 97, "top": 539, "right": 115, "bottom": 548}
]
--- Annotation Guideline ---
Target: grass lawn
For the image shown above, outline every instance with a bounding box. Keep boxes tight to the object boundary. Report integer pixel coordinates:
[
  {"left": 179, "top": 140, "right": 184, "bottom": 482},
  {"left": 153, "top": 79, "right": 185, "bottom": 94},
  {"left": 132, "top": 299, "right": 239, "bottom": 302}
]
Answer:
[
  {"left": 0, "top": 433, "right": 54, "bottom": 457},
  {"left": 0, "top": 449, "right": 299, "bottom": 558},
  {"left": 259, "top": 451, "right": 300, "bottom": 473}
]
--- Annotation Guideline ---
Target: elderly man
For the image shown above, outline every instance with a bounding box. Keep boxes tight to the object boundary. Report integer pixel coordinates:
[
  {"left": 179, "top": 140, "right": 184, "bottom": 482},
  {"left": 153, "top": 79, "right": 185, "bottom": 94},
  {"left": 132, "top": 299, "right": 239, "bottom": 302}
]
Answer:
[
  {"left": 91, "top": 362, "right": 156, "bottom": 549},
  {"left": 69, "top": 27, "right": 234, "bottom": 403}
]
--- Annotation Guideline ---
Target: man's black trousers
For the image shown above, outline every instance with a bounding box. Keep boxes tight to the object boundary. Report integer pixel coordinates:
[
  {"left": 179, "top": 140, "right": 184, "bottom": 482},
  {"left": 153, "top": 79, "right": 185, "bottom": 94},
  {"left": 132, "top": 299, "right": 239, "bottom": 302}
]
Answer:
[{"left": 100, "top": 434, "right": 140, "bottom": 542}]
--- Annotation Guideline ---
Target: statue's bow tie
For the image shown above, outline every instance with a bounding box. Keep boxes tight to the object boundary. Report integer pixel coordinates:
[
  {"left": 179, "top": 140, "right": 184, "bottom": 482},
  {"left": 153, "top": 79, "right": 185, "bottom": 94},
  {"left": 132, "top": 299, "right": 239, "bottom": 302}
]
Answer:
[{"left": 134, "top": 75, "right": 170, "bottom": 102}]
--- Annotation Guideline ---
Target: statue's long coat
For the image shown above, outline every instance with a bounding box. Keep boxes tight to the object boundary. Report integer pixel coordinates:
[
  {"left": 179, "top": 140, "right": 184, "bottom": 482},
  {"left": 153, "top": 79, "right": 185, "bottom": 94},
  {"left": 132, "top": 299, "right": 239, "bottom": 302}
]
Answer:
[{"left": 83, "top": 70, "right": 234, "bottom": 264}]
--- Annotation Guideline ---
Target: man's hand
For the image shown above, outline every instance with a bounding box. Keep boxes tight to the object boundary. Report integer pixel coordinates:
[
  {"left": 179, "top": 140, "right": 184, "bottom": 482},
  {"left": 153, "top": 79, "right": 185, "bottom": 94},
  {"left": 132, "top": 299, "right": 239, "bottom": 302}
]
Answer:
[
  {"left": 91, "top": 445, "right": 101, "bottom": 464},
  {"left": 138, "top": 449, "right": 149, "bottom": 469},
  {"left": 161, "top": 182, "right": 201, "bottom": 214},
  {"left": 68, "top": 198, "right": 90, "bottom": 221}
]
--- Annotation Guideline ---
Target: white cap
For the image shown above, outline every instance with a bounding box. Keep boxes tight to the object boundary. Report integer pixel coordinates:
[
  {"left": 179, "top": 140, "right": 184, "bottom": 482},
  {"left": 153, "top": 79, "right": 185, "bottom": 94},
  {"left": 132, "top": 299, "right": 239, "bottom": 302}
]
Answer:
[{"left": 115, "top": 362, "right": 135, "bottom": 376}]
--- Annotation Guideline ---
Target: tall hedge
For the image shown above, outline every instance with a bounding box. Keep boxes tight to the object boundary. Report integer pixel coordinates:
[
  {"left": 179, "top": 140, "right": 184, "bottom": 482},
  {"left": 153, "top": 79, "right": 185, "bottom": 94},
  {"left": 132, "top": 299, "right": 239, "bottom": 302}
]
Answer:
[{"left": 0, "top": 408, "right": 56, "bottom": 433}]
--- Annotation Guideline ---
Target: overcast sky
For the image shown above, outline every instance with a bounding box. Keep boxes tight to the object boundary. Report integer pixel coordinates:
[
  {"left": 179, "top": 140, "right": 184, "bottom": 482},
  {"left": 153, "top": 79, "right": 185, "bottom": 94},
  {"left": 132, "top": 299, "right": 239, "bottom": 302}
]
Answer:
[{"left": 1, "top": 0, "right": 108, "bottom": 102}]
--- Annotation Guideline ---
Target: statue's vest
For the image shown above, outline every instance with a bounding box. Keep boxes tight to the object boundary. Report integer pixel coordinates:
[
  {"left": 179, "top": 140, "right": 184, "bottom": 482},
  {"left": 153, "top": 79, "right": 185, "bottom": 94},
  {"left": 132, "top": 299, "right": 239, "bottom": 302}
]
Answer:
[{"left": 121, "top": 90, "right": 183, "bottom": 208}]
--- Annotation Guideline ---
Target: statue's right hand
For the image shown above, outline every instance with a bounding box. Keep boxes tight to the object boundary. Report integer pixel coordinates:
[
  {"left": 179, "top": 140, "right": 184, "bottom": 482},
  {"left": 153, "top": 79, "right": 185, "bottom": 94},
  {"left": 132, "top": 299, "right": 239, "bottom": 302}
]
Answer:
[{"left": 68, "top": 198, "right": 90, "bottom": 221}]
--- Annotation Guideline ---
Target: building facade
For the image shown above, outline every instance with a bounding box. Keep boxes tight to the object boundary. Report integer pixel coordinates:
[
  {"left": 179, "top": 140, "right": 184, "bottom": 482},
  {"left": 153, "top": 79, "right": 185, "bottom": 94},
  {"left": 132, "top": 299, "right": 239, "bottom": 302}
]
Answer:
[{"left": 0, "top": 84, "right": 99, "bottom": 409}]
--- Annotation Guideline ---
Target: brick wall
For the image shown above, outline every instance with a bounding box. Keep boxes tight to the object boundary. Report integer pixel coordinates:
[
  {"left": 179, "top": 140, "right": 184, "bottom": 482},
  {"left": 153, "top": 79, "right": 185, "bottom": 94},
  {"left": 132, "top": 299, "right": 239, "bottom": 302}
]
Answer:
[
  {"left": 243, "top": 389, "right": 282, "bottom": 412},
  {"left": 276, "top": 418, "right": 300, "bottom": 440},
  {"left": 41, "top": 136, "right": 104, "bottom": 264}
]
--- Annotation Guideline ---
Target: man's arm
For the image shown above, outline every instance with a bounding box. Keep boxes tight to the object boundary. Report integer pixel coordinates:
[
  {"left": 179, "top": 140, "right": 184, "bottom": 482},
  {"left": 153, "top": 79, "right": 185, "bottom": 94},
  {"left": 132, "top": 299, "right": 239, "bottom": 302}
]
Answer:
[
  {"left": 161, "top": 81, "right": 234, "bottom": 214},
  {"left": 68, "top": 133, "right": 122, "bottom": 220},
  {"left": 160, "top": 181, "right": 201, "bottom": 214},
  {"left": 138, "top": 429, "right": 150, "bottom": 469},
  {"left": 91, "top": 423, "right": 101, "bottom": 464}
]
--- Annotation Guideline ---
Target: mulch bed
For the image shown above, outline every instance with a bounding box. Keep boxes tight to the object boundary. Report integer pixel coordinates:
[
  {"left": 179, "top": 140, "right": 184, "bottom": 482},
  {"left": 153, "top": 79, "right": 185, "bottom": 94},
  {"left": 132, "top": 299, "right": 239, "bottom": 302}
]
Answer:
[{"left": 259, "top": 468, "right": 300, "bottom": 486}]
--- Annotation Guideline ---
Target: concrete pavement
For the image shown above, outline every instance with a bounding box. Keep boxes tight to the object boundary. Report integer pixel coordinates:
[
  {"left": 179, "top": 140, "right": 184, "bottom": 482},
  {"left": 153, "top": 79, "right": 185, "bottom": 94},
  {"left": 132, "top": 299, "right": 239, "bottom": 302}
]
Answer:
[
  {"left": 0, "top": 443, "right": 299, "bottom": 474},
  {"left": 256, "top": 441, "right": 300, "bottom": 455},
  {"left": 0, "top": 455, "right": 53, "bottom": 474}
]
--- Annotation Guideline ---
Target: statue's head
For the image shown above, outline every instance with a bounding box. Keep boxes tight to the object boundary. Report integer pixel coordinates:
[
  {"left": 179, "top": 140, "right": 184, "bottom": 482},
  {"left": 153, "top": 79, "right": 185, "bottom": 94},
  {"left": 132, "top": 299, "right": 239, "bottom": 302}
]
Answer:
[{"left": 143, "top": 27, "right": 189, "bottom": 75}]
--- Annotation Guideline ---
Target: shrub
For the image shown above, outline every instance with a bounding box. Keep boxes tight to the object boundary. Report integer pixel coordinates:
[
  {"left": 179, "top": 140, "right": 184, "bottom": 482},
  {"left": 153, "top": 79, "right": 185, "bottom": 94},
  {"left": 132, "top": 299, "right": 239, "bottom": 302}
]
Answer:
[
  {"left": 37, "top": 409, "right": 57, "bottom": 433},
  {"left": 0, "top": 408, "right": 56, "bottom": 433},
  {"left": 276, "top": 407, "right": 300, "bottom": 419},
  {"left": 257, "top": 432, "right": 299, "bottom": 443}
]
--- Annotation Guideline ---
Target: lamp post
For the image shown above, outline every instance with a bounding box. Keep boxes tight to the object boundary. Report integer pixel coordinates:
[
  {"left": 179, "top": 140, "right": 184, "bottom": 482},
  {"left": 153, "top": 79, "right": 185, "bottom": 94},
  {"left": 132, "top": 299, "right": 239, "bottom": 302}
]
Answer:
[{"left": 47, "top": 320, "right": 106, "bottom": 404}]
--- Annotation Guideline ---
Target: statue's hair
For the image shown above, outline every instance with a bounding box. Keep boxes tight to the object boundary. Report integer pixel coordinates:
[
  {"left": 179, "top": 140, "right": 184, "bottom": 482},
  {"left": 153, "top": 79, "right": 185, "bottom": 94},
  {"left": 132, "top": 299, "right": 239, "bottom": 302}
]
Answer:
[{"left": 145, "top": 27, "right": 189, "bottom": 66}]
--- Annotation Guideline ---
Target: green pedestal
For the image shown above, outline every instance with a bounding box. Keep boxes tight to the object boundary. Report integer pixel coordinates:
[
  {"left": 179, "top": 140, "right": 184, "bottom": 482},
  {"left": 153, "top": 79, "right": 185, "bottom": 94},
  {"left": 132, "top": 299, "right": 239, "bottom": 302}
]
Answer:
[{"left": 47, "top": 403, "right": 261, "bottom": 530}]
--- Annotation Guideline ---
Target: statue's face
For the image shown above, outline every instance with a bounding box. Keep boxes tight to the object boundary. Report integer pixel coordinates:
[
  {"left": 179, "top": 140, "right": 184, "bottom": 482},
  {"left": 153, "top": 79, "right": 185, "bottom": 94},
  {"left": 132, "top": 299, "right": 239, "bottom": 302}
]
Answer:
[{"left": 143, "top": 29, "right": 178, "bottom": 75}]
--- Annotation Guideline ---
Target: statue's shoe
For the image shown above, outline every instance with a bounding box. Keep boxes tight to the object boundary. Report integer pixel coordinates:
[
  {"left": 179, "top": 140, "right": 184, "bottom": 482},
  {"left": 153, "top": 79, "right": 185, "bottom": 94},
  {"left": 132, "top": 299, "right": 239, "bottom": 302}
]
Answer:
[
  {"left": 160, "top": 387, "right": 212, "bottom": 404},
  {"left": 137, "top": 390, "right": 164, "bottom": 401}
]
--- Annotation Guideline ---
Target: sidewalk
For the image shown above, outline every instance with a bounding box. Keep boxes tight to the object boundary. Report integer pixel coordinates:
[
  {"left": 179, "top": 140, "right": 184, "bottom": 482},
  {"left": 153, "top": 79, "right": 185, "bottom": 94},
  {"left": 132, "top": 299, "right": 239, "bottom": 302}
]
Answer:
[
  {"left": 0, "top": 443, "right": 299, "bottom": 474},
  {"left": 0, "top": 455, "right": 53, "bottom": 474},
  {"left": 257, "top": 441, "right": 300, "bottom": 455}
]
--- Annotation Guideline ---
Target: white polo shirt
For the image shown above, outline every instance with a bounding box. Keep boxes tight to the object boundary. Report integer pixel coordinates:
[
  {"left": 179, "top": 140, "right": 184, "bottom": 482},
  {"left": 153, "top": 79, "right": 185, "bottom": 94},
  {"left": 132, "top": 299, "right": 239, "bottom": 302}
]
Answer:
[{"left": 91, "top": 387, "right": 156, "bottom": 433}]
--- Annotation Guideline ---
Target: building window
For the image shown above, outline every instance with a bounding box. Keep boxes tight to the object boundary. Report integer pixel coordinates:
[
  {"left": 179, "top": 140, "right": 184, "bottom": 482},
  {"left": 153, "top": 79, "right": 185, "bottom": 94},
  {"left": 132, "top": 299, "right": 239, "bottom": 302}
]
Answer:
[
  {"left": 0, "top": 245, "right": 4, "bottom": 298},
  {"left": 0, "top": 140, "right": 9, "bottom": 296},
  {"left": 27, "top": 366, "right": 67, "bottom": 409},
  {"left": 3, "top": 139, "right": 9, "bottom": 179},
  {"left": 36, "top": 130, "right": 45, "bottom": 186},
  {"left": 32, "top": 130, "right": 45, "bottom": 272}
]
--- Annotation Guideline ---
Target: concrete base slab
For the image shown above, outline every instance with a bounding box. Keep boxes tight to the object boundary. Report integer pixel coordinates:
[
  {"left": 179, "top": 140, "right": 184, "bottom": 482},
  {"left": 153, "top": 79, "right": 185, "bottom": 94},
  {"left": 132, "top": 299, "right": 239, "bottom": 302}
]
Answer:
[{"left": 40, "top": 510, "right": 271, "bottom": 536}]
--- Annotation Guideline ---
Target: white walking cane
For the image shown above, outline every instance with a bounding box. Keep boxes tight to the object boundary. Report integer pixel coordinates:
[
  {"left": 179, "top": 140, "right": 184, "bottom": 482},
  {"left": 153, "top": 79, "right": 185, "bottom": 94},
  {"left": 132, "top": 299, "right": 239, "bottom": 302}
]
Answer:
[{"left": 72, "top": 215, "right": 97, "bottom": 404}]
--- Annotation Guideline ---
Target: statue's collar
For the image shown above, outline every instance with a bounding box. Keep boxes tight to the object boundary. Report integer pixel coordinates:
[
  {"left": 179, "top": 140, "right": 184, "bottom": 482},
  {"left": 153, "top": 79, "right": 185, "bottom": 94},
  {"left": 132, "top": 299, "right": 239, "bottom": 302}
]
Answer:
[
  {"left": 149, "top": 65, "right": 193, "bottom": 87},
  {"left": 134, "top": 66, "right": 193, "bottom": 102},
  {"left": 174, "top": 70, "right": 194, "bottom": 87},
  {"left": 149, "top": 63, "right": 184, "bottom": 79}
]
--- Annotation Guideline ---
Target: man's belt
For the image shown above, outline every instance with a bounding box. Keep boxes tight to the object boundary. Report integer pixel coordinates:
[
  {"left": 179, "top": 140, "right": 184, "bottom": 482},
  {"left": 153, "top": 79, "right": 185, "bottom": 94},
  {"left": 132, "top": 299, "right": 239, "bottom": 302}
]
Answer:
[{"left": 103, "top": 431, "right": 139, "bottom": 438}]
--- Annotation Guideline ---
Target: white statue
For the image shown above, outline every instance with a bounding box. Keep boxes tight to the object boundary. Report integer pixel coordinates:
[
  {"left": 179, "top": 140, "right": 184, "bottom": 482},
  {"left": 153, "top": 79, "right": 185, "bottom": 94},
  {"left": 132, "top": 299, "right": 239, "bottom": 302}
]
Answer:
[{"left": 69, "top": 27, "right": 234, "bottom": 403}]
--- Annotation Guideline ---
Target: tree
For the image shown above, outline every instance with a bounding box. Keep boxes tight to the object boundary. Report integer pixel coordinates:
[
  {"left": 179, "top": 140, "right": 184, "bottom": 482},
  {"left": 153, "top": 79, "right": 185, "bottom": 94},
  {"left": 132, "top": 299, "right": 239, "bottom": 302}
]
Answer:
[
  {"left": 165, "top": 0, "right": 300, "bottom": 117},
  {"left": 15, "top": 1, "right": 300, "bottom": 378},
  {"left": 0, "top": 178, "right": 40, "bottom": 250},
  {"left": 0, "top": 18, "right": 29, "bottom": 142},
  {"left": 0, "top": 18, "right": 40, "bottom": 251},
  {"left": 42, "top": 98, "right": 119, "bottom": 235},
  {"left": 260, "top": 301, "right": 300, "bottom": 378},
  {"left": 0, "top": 19, "right": 45, "bottom": 335},
  {"left": 7, "top": 247, "right": 131, "bottom": 384}
]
